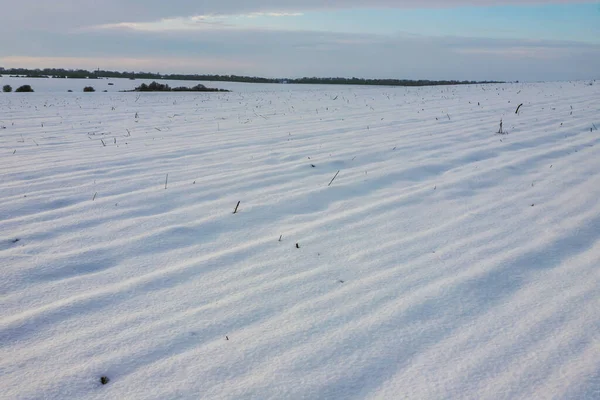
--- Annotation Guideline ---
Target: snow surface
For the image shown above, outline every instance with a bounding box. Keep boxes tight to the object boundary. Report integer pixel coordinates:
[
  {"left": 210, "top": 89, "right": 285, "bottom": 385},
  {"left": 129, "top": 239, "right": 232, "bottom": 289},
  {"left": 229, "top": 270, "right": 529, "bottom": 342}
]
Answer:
[{"left": 1, "top": 79, "right": 599, "bottom": 400}]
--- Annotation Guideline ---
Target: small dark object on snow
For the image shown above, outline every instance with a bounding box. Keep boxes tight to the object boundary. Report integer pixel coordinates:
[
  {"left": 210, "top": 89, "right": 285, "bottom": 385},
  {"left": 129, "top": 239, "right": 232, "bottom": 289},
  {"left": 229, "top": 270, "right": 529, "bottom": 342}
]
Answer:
[
  {"left": 328, "top": 170, "right": 340, "bottom": 186},
  {"left": 497, "top": 119, "right": 504, "bottom": 134},
  {"left": 100, "top": 376, "right": 109, "bottom": 385},
  {"left": 233, "top": 201, "right": 241, "bottom": 214},
  {"left": 296, "top": 243, "right": 300, "bottom": 249},
  {"left": 226, "top": 336, "right": 229, "bottom": 341},
  {"left": 515, "top": 103, "right": 523, "bottom": 114},
  {"left": 12, "top": 238, "right": 20, "bottom": 243},
  {"left": 311, "top": 164, "right": 316, "bottom": 168}
]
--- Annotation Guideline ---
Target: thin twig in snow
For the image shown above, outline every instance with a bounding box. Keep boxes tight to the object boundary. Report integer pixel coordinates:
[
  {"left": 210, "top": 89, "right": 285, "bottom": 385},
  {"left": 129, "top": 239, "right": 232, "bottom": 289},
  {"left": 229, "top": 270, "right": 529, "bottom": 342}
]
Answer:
[
  {"left": 515, "top": 103, "right": 523, "bottom": 114},
  {"left": 328, "top": 170, "right": 340, "bottom": 187}
]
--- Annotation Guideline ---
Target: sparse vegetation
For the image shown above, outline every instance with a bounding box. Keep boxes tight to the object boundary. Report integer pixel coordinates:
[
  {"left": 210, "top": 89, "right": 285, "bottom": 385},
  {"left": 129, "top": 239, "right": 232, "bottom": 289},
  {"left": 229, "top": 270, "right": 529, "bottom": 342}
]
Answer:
[
  {"left": 2, "top": 84, "right": 12, "bottom": 92},
  {"left": 83, "top": 86, "right": 95, "bottom": 92},
  {"left": 515, "top": 103, "right": 524, "bottom": 114},
  {"left": 15, "top": 85, "right": 34, "bottom": 92},
  {"left": 0, "top": 77, "right": 597, "bottom": 400},
  {"left": 127, "top": 81, "right": 229, "bottom": 92},
  {"left": 496, "top": 119, "right": 507, "bottom": 134},
  {"left": 328, "top": 170, "right": 340, "bottom": 186},
  {"left": 0, "top": 67, "right": 503, "bottom": 87}
]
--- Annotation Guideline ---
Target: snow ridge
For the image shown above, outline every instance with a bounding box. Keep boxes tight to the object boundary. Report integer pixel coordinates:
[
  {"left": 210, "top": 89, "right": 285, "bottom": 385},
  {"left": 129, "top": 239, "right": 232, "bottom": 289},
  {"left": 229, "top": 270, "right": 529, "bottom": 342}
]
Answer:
[{"left": 1, "top": 81, "right": 599, "bottom": 399}]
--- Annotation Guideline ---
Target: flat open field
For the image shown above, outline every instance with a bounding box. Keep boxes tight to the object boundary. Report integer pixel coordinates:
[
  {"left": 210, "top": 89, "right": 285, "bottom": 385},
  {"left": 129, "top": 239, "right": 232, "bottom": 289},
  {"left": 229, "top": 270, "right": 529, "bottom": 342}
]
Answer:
[{"left": 1, "top": 79, "right": 599, "bottom": 399}]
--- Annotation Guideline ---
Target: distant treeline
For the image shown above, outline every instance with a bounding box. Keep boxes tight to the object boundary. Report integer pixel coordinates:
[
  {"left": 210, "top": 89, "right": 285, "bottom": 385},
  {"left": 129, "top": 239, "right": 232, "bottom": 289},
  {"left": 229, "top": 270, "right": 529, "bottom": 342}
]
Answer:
[
  {"left": 0, "top": 68, "right": 503, "bottom": 87},
  {"left": 127, "top": 81, "right": 229, "bottom": 92}
]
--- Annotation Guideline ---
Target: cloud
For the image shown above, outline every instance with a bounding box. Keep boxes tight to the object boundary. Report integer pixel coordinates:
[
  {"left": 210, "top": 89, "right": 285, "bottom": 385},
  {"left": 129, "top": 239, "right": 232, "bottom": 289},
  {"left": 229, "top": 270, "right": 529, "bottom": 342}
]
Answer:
[
  {"left": 250, "top": 12, "right": 304, "bottom": 17},
  {"left": 0, "top": 56, "right": 257, "bottom": 72},
  {"left": 92, "top": 12, "right": 304, "bottom": 33},
  {"left": 0, "top": 0, "right": 595, "bottom": 32},
  {"left": 0, "top": 0, "right": 597, "bottom": 82},
  {"left": 454, "top": 46, "right": 568, "bottom": 59},
  {"left": 94, "top": 19, "right": 230, "bottom": 33},
  {"left": 2, "top": 26, "right": 598, "bottom": 82}
]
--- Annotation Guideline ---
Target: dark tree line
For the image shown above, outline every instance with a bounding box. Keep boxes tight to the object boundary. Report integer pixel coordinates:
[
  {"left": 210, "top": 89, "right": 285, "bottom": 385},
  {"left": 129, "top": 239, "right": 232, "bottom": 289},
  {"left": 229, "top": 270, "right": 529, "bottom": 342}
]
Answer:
[
  {"left": 128, "top": 82, "right": 229, "bottom": 92},
  {"left": 0, "top": 67, "right": 503, "bottom": 87}
]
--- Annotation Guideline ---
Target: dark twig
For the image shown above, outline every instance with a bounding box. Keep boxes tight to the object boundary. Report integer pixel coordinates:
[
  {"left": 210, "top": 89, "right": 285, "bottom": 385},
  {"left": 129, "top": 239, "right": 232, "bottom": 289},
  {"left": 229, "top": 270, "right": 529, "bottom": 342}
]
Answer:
[
  {"left": 497, "top": 119, "right": 504, "bottom": 134},
  {"left": 515, "top": 103, "right": 523, "bottom": 114},
  {"left": 233, "top": 201, "right": 241, "bottom": 214},
  {"left": 328, "top": 170, "right": 340, "bottom": 187}
]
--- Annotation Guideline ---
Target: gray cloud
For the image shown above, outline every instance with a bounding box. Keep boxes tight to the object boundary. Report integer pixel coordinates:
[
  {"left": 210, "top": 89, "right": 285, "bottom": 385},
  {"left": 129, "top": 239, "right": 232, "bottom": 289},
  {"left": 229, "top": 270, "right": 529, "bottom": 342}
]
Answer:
[
  {"left": 1, "top": 1, "right": 597, "bottom": 81},
  {"left": 0, "top": 0, "right": 596, "bottom": 32},
  {"left": 2, "top": 26, "right": 598, "bottom": 82}
]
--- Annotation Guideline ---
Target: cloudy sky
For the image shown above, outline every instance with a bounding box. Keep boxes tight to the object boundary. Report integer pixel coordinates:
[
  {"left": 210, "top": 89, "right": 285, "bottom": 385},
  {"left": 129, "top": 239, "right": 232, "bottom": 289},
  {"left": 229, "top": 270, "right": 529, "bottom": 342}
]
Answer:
[{"left": 1, "top": 1, "right": 599, "bottom": 81}]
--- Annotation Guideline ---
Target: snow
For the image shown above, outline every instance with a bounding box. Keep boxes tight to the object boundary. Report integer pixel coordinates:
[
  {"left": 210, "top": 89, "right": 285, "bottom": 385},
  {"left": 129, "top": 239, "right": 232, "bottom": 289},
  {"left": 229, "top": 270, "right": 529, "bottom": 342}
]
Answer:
[{"left": 1, "top": 78, "right": 599, "bottom": 399}]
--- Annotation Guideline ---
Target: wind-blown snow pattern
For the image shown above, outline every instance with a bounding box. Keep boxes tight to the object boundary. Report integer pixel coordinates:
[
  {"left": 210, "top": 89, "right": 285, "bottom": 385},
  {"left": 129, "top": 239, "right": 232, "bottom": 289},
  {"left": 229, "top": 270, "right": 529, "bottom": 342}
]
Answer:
[{"left": 1, "top": 79, "right": 599, "bottom": 400}]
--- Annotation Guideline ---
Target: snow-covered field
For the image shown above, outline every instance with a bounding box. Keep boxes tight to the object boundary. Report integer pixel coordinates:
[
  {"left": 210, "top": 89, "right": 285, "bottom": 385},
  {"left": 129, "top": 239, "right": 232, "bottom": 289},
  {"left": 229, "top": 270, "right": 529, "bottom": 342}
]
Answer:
[{"left": 1, "top": 78, "right": 599, "bottom": 399}]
